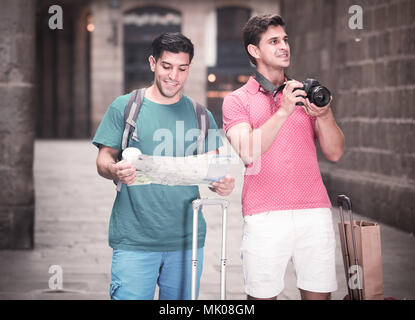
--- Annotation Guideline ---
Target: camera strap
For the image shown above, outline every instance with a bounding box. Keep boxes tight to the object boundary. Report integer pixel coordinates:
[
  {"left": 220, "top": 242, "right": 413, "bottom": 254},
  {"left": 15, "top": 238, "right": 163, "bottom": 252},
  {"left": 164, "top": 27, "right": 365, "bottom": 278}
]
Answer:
[{"left": 254, "top": 71, "right": 291, "bottom": 101}]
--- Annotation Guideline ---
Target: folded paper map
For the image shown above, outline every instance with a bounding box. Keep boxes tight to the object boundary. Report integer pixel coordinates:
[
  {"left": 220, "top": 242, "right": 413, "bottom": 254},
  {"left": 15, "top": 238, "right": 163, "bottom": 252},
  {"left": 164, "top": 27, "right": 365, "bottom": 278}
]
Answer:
[{"left": 122, "top": 147, "right": 232, "bottom": 186}]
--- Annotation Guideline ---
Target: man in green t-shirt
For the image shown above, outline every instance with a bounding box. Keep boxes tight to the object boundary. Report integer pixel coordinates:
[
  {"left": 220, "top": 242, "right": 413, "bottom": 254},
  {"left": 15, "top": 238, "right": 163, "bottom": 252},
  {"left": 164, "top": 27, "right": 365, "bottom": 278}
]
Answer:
[{"left": 93, "top": 33, "right": 235, "bottom": 300}]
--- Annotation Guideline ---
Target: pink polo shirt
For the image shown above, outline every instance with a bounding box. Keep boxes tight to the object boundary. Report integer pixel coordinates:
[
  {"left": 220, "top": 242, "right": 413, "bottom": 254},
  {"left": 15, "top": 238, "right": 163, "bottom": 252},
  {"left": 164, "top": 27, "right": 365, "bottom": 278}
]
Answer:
[{"left": 222, "top": 76, "right": 332, "bottom": 217}]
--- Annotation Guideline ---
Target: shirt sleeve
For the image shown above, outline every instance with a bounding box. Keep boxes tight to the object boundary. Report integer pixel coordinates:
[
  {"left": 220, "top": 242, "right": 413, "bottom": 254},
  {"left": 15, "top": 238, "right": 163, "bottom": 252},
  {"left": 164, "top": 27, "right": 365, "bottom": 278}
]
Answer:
[
  {"left": 222, "top": 93, "right": 250, "bottom": 133},
  {"left": 92, "top": 102, "right": 125, "bottom": 151},
  {"left": 204, "top": 109, "right": 223, "bottom": 153}
]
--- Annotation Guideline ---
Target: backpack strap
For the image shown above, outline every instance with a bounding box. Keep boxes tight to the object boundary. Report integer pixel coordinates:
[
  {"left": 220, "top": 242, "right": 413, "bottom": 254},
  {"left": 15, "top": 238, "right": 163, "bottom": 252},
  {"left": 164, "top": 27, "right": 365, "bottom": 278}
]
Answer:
[
  {"left": 121, "top": 88, "right": 146, "bottom": 151},
  {"left": 190, "top": 99, "right": 210, "bottom": 154},
  {"left": 116, "top": 88, "right": 146, "bottom": 191}
]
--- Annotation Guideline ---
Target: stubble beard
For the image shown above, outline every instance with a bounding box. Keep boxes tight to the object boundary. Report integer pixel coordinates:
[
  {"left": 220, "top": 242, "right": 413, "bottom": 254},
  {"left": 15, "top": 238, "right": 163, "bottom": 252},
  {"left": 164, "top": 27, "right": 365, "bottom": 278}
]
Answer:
[{"left": 155, "top": 77, "right": 182, "bottom": 99}]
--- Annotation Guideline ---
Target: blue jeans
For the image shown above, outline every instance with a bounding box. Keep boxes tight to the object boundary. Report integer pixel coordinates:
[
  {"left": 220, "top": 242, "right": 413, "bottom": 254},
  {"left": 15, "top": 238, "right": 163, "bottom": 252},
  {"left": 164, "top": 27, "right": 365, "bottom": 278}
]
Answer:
[{"left": 109, "top": 248, "right": 204, "bottom": 300}]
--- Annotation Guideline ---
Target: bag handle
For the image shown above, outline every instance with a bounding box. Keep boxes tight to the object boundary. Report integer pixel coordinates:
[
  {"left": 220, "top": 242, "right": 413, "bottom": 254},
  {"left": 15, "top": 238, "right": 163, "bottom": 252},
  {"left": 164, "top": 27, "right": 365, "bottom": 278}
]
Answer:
[
  {"left": 337, "top": 194, "right": 353, "bottom": 212},
  {"left": 337, "top": 194, "right": 363, "bottom": 300}
]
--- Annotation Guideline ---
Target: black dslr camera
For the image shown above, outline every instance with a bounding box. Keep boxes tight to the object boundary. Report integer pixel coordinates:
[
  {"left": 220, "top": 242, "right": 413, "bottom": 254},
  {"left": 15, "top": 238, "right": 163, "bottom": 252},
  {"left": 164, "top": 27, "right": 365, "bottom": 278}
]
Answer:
[{"left": 294, "top": 79, "right": 331, "bottom": 107}]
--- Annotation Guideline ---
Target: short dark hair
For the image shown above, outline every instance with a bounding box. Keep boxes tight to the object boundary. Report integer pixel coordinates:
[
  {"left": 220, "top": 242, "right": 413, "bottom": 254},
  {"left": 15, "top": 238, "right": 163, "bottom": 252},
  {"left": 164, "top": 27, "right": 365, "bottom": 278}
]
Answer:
[
  {"left": 242, "top": 14, "right": 286, "bottom": 65},
  {"left": 151, "top": 32, "right": 194, "bottom": 63}
]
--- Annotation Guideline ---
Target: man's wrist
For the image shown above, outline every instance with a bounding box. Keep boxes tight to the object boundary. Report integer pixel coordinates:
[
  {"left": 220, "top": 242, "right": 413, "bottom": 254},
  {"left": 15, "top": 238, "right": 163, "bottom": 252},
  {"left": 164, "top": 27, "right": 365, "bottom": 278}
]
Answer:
[
  {"left": 316, "top": 107, "right": 333, "bottom": 121},
  {"left": 107, "top": 161, "right": 117, "bottom": 180},
  {"left": 276, "top": 107, "right": 291, "bottom": 119}
]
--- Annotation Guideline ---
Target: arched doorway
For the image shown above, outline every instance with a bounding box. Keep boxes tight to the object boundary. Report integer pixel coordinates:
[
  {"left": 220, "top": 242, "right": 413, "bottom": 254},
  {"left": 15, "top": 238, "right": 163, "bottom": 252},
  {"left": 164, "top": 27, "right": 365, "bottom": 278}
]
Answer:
[{"left": 123, "top": 6, "right": 182, "bottom": 92}]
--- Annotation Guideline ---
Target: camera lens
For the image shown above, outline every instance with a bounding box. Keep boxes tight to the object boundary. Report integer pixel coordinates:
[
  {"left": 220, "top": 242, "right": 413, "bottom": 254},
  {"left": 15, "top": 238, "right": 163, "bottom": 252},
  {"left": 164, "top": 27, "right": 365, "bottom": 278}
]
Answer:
[{"left": 310, "top": 86, "right": 331, "bottom": 107}]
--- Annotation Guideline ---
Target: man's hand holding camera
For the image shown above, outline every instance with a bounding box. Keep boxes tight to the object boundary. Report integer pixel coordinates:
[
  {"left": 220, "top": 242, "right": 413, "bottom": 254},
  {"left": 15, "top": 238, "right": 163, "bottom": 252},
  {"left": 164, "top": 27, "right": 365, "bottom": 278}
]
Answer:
[
  {"left": 279, "top": 80, "right": 308, "bottom": 117},
  {"left": 279, "top": 78, "right": 333, "bottom": 120},
  {"left": 303, "top": 97, "right": 332, "bottom": 119}
]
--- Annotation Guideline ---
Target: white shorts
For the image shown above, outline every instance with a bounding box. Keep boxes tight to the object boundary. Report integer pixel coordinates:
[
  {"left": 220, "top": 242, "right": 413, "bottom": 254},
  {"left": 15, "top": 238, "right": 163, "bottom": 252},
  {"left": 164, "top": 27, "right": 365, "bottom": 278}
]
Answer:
[{"left": 241, "top": 208, "right": 338, "bottom": 298}]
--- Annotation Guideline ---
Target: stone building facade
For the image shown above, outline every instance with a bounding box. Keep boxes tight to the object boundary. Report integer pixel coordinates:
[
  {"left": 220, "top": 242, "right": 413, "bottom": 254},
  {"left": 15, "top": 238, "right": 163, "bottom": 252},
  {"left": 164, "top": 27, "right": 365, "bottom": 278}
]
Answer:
[
  {"left": 281, "top": 0, "right": 415, "bottom": 233},
  {"left": 0, "top": 0, "right": 36, "bottom": 248}
]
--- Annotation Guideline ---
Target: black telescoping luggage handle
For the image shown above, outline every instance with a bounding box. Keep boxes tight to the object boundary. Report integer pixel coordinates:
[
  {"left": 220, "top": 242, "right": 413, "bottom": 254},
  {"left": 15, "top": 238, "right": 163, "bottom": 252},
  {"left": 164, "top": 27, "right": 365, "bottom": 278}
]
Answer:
[{"left": 337, "top": 194, "right": 352, "bottom": 212}]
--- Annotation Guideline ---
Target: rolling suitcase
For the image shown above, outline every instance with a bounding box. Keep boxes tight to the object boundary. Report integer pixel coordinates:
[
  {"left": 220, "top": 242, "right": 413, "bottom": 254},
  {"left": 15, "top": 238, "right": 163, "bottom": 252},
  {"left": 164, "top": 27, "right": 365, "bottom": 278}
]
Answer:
[{"left": 191, "top": 198, "right": 229, "bottom": 300}]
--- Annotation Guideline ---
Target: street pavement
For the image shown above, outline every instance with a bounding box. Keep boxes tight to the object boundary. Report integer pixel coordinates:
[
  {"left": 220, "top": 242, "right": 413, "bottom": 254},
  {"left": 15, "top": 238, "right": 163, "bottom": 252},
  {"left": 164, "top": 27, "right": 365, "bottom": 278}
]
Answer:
[{"left": 0, "top": 140, "right": 414, "bottom": 300}]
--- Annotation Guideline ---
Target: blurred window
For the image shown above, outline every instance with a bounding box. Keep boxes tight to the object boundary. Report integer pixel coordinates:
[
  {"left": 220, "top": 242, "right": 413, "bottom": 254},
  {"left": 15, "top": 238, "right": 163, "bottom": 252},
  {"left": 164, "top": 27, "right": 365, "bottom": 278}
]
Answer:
[
  {"left": 123, "top": 6, "right": 181, "bottom": 92},
  {"left": 216, "top": 7, "right": 251, "bottom": 67}
]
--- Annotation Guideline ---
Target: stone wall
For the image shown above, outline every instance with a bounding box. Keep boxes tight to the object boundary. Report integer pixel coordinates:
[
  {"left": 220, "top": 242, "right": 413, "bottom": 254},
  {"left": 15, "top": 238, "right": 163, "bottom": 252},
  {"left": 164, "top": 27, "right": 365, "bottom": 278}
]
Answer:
[
  {"left": 0, "top": 0, "right": 36, "bottom": 248},
  {"left": 282, "top": 0, "right": 415, "bottom": 233}
]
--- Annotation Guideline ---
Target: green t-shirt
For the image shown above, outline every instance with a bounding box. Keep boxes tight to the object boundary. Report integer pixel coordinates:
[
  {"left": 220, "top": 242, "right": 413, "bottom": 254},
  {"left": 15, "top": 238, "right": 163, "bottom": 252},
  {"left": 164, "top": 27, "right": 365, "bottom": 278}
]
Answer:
[{"left": 92, "top": 93, "right": 223, "bottom": 251}]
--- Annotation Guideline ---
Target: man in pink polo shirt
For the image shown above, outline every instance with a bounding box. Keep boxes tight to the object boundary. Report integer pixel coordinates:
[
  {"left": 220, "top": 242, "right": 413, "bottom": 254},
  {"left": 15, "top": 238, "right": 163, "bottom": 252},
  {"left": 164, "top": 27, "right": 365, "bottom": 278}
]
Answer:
[{"left": 222, "top": 15, "right": 344, "bottom": 300}]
